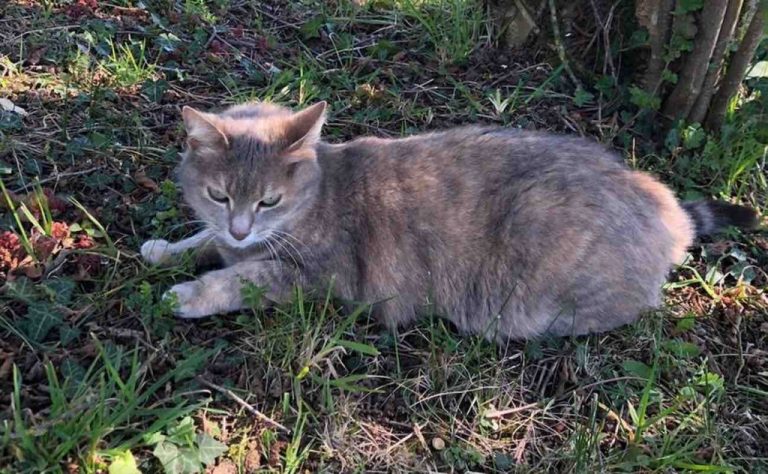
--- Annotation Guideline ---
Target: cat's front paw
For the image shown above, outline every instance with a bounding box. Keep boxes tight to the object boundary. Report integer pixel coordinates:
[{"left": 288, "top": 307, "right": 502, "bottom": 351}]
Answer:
[
  {"left": 141, "top": 239, "right": 172, "bottom": 265},
  {"left": 164, "top": 281, "right": 210, "bottom": 319}
]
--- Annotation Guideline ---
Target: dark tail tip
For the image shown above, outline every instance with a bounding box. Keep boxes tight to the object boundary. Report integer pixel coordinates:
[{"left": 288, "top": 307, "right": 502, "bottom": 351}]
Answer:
[
  {"left": 709, "top": 201, "right": 760, "bottom": 231},
  {"left": 683, "top": 200, "right": 760, "bottom": 237}
]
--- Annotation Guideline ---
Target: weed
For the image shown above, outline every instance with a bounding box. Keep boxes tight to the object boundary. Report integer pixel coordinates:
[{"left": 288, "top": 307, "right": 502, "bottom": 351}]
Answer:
[
  {"left": 398, "top": 0, "right": 486, "bottom": 65},
  {"left": 103, "top": 40, "right": 156, "bottom": 88}
]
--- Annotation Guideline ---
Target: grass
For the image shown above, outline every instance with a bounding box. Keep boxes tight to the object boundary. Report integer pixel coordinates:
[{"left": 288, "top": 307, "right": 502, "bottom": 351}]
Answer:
[{"left": 0, "top": 0, "right": 767, "bottom": 472}]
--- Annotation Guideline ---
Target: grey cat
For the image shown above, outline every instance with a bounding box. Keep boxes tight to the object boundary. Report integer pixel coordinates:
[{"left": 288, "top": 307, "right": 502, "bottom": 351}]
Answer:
[{"left": 141, "top": 101, "right": 759, "bottom": 342}]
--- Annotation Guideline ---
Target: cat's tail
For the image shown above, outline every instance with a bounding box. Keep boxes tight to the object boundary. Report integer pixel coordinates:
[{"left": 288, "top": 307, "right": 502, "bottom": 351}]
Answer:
[{"left": 682, "top": 200, "right": 760, "bottom": 237}]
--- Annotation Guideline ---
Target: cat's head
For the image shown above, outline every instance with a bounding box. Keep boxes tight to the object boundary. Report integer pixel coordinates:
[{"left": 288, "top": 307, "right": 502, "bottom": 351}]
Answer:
[{"left": 177, "top": 101, "right": 326, "bottom": 248}]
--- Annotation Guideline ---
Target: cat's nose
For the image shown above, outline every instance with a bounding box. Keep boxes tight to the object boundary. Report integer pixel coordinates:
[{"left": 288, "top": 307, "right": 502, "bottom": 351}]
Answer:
[
  {"left": 229, "top": 214, "right": 252, "bottom": 241},
  {"left": 229, "top": 228, "right": 249, "bottom": 241}
]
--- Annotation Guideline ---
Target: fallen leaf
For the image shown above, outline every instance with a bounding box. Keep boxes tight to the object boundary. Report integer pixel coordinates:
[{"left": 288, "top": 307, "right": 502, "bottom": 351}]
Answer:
[
  {"left": 134, "top": 169, "right": 159, "bottom": 192},
  {"left": 0, "top": 353, "right": 14, "bottom": 379}
]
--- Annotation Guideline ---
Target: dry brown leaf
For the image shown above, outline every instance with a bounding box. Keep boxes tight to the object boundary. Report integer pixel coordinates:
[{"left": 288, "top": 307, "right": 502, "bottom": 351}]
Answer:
[{"left": 134, "top": 169, "right": 160, "bottom": 192}]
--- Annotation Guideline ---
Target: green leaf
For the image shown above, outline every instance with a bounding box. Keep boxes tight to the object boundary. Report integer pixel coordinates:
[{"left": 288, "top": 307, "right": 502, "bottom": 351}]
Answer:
[
  {"left": 662, "top": 339, "right": 701, "bottom": 358},
  {"left": 682, "top": 124, "right": 706, "bottom": 150},
  {"left": 157, "top": 33, "right": 182, "bottom": 52},
  {"left": 622, "top": 360, "right": 652, "bottom": 380},
  {"left": 144, "top": 432, "right": 167, "bottom": 445},
  {"left": 664, "top": 126, "right": 680, "bottom": 151},
  {"left": 629, "top": 86, "right": 661, "bottom": 111},
  {"left": 300, "top": 15, "right": 325, "bottom": 40},
  {"left": 335, "top": 339, "right": 380, "bottom": 357},
  {"left": 89, "top": 131, "right": 111, "bottom": 149},
  {"left": 167, "top": 416, "right": 196, "bottom": 446},
  {"left": 43, "top": 277, "right": 76, "bottom": 305},
  {"left": 573, "top": 87, "right": 594, "bottom": 107},
  {"left": 142, "top": 79, "right": 169, "bottom": 103},
  {"left": 18, "top": 302, "right": 63, "bottom": 342},
  {"left": 675, "top": 316, "right": 696, "bottom": 333},
  {"left": 693, "top": 371, "right": 724, "bottom": 395},
  {"left": 154, "top": 442, "right": 183, "bottom": 474},
  {"left": 196, "top": 433, "right": 227, "bottom": 466},
  {"left": 326, "top": 374, "right": 381, "bottom": 393},
  {"left": 177, "top": 447, "right": 203, "bottom": 474},
  {"left": 109, "top": 450, "right": 141, "bottom": 474},
  {"left": 747, "top": 61, "right": 768, "bottom": 78},
  {"left": 59, "top": 324, "right": 81, "bottom": 346},
  {"left": 677, "top": 0, "right": 704, "bottom": 13},
  {"left": 661, "top": 69, "right": 678, "bottom": 84}
]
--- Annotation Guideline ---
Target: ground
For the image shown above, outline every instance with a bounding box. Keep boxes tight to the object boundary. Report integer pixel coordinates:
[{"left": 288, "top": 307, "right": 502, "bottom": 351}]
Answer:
[{"left": 1, "top": 1, "right": 767, "bottom": 473}]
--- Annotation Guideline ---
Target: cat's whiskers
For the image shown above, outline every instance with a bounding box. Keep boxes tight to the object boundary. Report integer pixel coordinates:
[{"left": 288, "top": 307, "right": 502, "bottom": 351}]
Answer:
[
  {"left": 271, "top": 230, "right": 313, "bottom": 262},
  {"left": 261, "top": 233, "right": 281, "bottom": 263},
  {"left": 268, "top": 233, "right": 303, "bottom": 268}
]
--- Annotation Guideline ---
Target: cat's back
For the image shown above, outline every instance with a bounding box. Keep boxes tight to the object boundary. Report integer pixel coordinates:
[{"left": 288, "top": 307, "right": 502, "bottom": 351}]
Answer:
[
  {"left": 324, "top": 126, "right": 625, "bottom": 172},
  {"left": 319, "top": 126, "right": 627, "bottom": 204}
]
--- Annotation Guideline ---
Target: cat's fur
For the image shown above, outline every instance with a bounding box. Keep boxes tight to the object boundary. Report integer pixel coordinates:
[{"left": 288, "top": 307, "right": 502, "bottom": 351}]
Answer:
[{"left": 141, "top": 101, "right": 759, "bottom": 342}]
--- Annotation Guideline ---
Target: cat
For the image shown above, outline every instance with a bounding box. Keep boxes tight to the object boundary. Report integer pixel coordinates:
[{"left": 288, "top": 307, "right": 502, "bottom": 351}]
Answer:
[{"left": 140, "top": 101, "right": 759, "bottom": 342}]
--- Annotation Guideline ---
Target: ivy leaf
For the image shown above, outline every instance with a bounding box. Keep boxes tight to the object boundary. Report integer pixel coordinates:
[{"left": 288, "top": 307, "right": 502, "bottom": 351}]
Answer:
[
  {"left": 17, "top": 302, "right": 63, "bottom": 342},
  {"left": 167, "top": 416, "right": 196, "bottom": 445},
  {"left": 42, "top": 277, "right": 75, "bottom": 305},
  {"left": 144, "top": 432, "right": 167, "bottom": 445},
  {"left": 196, "top": 433, "right": 227, "bottom": 466},
  {"left": 177, "top": 447, "right": 203, "bottom": 474},
  {"left": 59, "top": 324, "right": 81, "bottom": 346},
  {"left": 109, "top": 450, "right": 141, "bottom": 474},
  {"left": 154, "top": 442, "right": 202, "bottom": 474},
  {"left": 154, "top": 442, "right": 183, "bottom": 474}
]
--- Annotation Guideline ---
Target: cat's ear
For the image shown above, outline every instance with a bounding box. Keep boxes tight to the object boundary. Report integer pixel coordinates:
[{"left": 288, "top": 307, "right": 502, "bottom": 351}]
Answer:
[
  {"left": 182, "top": 106, "right": 229, "bottom": 152},
  {"left": 285, "top": 101, "right": 327, "bottom": 154}
]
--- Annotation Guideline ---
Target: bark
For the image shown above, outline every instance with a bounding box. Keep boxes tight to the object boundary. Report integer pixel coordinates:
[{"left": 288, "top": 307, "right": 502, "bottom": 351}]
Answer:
[
  {"left": 662, "top": 0, "right": 729, "bottom": 120},
  {"left": 488, "top": 0, "right": 538, "bottom": 48},
  {"left": 705, "top": 1, "right": 766, "bottom": 131},
  {"left": 636, "top": 0, "right": 675, "bottom": 93},
  {"left": 688, "top": 0, "right": 744, "bottom": 124}
]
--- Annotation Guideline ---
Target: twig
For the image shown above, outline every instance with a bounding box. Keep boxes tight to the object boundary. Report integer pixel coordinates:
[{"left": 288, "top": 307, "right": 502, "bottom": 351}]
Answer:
[
  {"left": 484, "top": 401, "right": 541, "bottom": 419},
  {"left": 196, "top": 376, "right": 291, "bottom": 434},
  {"left": 547, "top": 0, "right": 582, "bottom": 90},
  {"left": 12, "top": 166, "right": 105, "bottom": 194}
]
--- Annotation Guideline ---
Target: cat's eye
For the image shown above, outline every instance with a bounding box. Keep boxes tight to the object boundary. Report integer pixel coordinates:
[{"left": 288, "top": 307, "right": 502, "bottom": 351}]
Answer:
[
  {"left": 207, "top": 187, "right": 230, "bottom": 204},
  {"left": 259, "top": 195, "right": 282, "bottom": 208}
]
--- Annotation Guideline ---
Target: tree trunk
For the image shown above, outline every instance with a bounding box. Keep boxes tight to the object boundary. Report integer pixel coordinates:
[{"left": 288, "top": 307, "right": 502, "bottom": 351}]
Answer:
[
  {"left": 662, "top": 0, "right": 729, "bottom": 120},
  {"left": 637, "top": 0, "right": 675, "bottom": 93},
  {"left": 705, "top": 1, "right": 766, "bottom": 130},
  {"left": 688, "top": 0, "right": 744, "bottom": 124}
]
